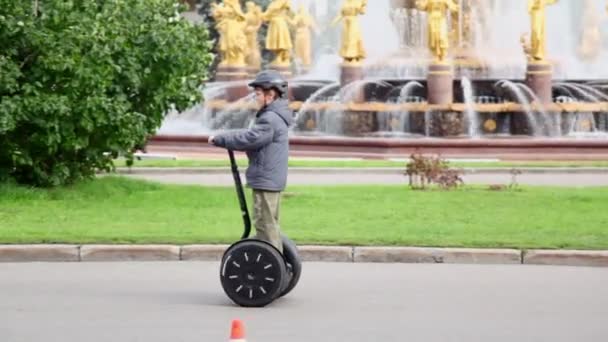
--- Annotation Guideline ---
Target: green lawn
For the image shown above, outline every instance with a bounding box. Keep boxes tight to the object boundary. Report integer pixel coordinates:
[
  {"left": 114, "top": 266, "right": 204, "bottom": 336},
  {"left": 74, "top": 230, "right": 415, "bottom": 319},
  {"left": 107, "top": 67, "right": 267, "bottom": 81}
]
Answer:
[
  {"left": 1, "top": 177, "right": 607, "bottom": 249},
  {"left": 120, "top": 158, "right": 608, "bottom": 169}
]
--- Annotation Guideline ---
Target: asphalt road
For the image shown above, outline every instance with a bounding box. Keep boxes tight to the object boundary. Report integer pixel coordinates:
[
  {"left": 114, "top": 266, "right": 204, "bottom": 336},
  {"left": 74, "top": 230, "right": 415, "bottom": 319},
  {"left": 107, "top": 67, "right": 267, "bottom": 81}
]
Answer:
[{"left": 1, "top": 262, "right": 607, "bottom": 342}]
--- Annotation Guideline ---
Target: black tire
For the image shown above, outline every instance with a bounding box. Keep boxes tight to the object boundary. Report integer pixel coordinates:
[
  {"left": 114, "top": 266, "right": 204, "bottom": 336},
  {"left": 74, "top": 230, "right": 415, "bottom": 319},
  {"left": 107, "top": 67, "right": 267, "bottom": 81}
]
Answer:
[
  {"left": 220, "top": 239, "right": 287, "bottom": 307},
  {"left": 280, "top": 235, "right": 302, "bottom": 297}
]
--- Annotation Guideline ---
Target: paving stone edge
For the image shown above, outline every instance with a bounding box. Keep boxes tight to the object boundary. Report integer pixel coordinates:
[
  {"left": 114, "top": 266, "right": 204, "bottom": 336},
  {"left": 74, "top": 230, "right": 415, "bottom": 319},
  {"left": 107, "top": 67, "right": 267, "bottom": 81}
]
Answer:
[{"left": 0, "top": 245, "right": 607, "bottom": 267}]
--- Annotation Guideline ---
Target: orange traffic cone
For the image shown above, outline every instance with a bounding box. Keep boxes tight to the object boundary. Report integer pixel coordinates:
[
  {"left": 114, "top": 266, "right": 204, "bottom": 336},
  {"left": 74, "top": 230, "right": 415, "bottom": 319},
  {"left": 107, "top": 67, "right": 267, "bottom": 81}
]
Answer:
[{"left": 229, "top": 319, "right": 246, "bottom": 342}]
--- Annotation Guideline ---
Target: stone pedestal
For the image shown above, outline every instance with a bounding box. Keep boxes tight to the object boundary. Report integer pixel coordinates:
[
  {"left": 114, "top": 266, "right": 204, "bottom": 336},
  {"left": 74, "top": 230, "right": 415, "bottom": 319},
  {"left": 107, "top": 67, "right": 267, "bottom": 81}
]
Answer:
[
  {"left": 246, "top": 67, "right": 260, "bottom": 78},
  {"left": 215, "top": 66, "right": 250, "bottom": 101},
  {"left": 519, "top": 62, "right": 555, "bottom": 136},
  {"left": 426, "top": 62, "right": 461, "bottom": 136},
  {"left": 525, "top": 62, "right": 553, "bottom": 104},
  {"left": 340, "top": 63, "right": 364, "bottom": 87},
  {"left": 340, "top": 63, "right": 365, "bottom": 102},
  {"left": 269, "top": 65, "right": 292, "bottom": 79},
  {"left": 427, "top": 63, "right": 454, "bottom": 105},
  {"left": 215, "top": 66, "right": 249, "bottom": 82}
]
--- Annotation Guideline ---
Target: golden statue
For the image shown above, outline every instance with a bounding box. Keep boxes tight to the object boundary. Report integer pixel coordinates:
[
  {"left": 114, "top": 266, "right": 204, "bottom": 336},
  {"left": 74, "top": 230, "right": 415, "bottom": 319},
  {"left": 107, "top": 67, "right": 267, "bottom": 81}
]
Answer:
[
  {"left": 263, "top": 0, "right": 293, "bottom": 67},
  {"left": 289, "top": 5, "right": 318, "bottom": 68},
  {"left": 577, "top": 0, "right": 602, "bottom": 61},
  {"left": 212, "top": 0, "right": 247, "bottom": 67},
  {"left": 332, "top": 0, "right": 368, "bottom": 65},
  {"left": 244, "top": 1, "right": 263, "bottom": 70},
  {"left": 211, "top": 2, "right": 229, "bottom": 63},
  {"left": 526, "top": 0, "right": 558, "bottom": 62},
  {"left": 416, "top": 0, "right": 459, "bottom": 63}
]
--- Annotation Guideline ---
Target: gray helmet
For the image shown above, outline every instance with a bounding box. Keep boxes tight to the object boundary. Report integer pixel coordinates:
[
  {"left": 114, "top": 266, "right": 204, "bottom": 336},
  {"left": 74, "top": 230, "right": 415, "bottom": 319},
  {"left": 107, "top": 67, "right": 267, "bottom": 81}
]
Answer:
[{"left": 248, "top": 70, "right": 288, "bottom": 98}]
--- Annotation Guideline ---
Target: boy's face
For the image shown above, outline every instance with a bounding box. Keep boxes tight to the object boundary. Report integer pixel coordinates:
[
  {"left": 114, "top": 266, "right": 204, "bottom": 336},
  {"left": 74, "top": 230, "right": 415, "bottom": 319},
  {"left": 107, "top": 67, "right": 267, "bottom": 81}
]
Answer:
[{"left": 254, "top": 87, "right": 276, "bottom": 109}]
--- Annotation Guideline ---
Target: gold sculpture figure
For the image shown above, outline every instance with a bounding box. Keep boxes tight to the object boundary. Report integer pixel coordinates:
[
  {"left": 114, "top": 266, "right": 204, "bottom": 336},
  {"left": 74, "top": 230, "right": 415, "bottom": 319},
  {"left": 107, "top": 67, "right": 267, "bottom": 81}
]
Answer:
[
  {"left": 526, "top": 0, "right": 558, "bottom": 62},
  {"left": 211, "top": 2, "right": 229, "bottom": 64},
  {"left": 332, "top": 0, "right": 368, "bottom": 65},
  {"left": 263, "top": 0, "right": 293, "bottom": 67},
  {"left": 244, "top": 1, "right": 263, "bottom": 70},
  {"left": 289, "top": 5, "right": 318, "bottom": 68},
  {"left": 212, "top": 0, "right": 247, "bottom": 67},
  {"left": 416, "top": 0, "right": 459, "bottom": 63}
]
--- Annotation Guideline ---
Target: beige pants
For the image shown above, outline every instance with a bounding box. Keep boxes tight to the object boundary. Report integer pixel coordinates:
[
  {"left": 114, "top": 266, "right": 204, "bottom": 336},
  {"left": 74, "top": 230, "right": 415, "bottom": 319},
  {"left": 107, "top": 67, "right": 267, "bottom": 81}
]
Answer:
[{"left": 253, "top": 189, "right": 283, "bottom": 253}]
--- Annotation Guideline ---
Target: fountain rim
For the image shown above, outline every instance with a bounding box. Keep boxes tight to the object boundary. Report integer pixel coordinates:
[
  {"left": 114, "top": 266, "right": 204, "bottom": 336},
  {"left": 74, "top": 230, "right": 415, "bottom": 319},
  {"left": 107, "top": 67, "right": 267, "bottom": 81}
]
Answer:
[{"left": 151, "top": 134, "right": 608, "bottom": 149}]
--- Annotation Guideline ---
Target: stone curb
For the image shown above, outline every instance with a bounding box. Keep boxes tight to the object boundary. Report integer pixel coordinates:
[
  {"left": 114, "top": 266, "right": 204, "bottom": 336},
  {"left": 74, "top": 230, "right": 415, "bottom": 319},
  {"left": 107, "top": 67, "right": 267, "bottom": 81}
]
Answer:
[
  {"left": 80, "top": 245, "right": 180, "bottom": 262},
  {"left": 179, "top": 245, "right": 353, "bottom": 262},
  {"left": 181, "top": 245, "right": 229, "bottom": 261},
  {"left": 113, "top": 167, "right": 608, "bottom": 175},
  {"left": 462, "top": 167, "right": 608, "bottom": 174},
  {"left": 1, "top": 245, "right": 607, "bottom": 267},
  {"left": 354, "top": 247, "right": 522, "bottom": 264},
  {"left": 523, "top": 250, "right": 608, "bottom": 267},
  {"left": 0, "top": 245, "right": 80, "bottom": 262},
  {"left": 298, "top": 246, "right": 353, "bottom": 262}
]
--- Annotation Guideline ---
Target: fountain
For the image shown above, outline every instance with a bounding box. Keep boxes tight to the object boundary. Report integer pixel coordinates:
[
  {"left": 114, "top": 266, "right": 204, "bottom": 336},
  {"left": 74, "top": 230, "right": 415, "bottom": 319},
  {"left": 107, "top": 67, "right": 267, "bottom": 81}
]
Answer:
[{"left": 158, "top": 0, "right": 608, "bottom": 157}]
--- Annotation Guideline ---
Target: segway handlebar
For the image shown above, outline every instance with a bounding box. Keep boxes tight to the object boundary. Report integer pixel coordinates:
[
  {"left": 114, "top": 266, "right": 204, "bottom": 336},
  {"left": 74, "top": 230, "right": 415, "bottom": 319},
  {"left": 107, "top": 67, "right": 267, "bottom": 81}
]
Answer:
[{"left": 228, "top": 150, "right": 251, "bottom": 239}]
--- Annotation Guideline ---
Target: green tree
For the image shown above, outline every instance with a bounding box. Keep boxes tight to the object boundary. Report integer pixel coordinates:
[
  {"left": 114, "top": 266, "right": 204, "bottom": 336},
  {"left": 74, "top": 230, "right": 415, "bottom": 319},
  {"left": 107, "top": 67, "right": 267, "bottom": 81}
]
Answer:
[{"left": 0, "top": 0, "right": 213, "bottom": 186}]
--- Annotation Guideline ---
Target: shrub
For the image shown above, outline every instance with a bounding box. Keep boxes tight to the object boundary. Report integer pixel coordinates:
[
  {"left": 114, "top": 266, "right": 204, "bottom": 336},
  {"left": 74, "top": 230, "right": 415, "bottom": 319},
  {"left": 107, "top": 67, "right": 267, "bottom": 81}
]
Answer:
[
  {"left": 405, "top": 153, "right": 464, "bottom": 190},
  {"left": 0, "top": 0, "right": 213, "bottom": 186}
]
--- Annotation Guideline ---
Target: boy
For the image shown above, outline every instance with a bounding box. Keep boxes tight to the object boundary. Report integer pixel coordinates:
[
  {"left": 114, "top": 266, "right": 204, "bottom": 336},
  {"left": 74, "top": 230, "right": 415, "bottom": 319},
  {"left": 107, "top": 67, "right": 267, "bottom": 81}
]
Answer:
[{"left": 209, "top": 70, "right": 293, "bottom": 254}]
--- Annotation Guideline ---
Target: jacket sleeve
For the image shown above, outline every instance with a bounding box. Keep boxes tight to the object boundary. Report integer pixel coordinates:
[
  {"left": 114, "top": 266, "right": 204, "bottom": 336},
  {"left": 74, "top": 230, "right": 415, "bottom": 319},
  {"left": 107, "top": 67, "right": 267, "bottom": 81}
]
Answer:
[{"left": 213, "top": 115, "right": 275, "bottom": 151}]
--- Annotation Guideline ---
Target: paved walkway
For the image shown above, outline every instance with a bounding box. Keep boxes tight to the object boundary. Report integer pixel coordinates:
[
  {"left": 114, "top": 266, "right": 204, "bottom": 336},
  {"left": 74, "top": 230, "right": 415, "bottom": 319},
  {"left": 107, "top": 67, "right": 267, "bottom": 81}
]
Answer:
[
  {"left": 120, "top": 169, "right": 608, "bottom": 187},
  {"left": 1, "top": 261, "right": 607, "bottom": 342}
]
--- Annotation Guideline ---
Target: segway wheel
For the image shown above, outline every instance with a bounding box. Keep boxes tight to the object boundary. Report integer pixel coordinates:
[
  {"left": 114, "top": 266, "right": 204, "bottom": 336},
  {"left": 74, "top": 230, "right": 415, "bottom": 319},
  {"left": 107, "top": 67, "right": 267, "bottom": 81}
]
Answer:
[
  {"left": 220, "top": 240, "right": 287, "bottom": 307},
  {"left": 280, "top": 235, "right": 302, "bottom": 297}
]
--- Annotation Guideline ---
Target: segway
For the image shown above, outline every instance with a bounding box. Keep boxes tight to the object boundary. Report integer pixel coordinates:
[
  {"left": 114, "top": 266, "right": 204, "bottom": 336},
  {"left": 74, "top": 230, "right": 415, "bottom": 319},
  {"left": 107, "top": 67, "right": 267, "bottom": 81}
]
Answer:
[{"left": 220, "top": 150, "right": 302, "bottom": 307}]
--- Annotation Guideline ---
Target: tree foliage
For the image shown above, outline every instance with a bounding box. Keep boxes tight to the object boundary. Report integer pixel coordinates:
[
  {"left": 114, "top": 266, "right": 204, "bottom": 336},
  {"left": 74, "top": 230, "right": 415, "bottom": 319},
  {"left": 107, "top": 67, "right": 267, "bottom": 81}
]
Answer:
[{"left": 0, "top": 0, "right": 213, "bottom": 186}]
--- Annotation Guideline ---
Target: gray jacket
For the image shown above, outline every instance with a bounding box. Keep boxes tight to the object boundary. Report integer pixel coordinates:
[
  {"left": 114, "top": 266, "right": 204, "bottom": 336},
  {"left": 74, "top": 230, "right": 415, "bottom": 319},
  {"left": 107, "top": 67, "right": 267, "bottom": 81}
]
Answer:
[{"left": 213, "top": 99, "right": 293, "bottom": 192}]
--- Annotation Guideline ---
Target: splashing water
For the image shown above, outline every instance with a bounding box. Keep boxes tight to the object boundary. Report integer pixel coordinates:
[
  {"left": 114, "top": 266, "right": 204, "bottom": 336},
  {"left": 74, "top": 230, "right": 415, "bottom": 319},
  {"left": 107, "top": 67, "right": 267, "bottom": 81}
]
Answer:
[
  {"left": 516, "top": 83, "right": 561, "bottom": 136},
  {"left": 157, "top": 83, "right": 239, "bottom": 136},
  {"left": 376, "top": 81, "right": 424, "bottom": 135},
  {"left": 212, "top": 93, "right": 257, "bottom": 131},
  {"left": 424, "top": 109, "right": 432, "bottom": 137},
  {"left": 554, "top": 83, "right": 608, "bottom": 102},
  {"left": 553, "top": 83, "right": 600, "bottom": 136},
  {"left": 461, "top": 77, "right": 480, "bottom": 138},
  {"left": 295, "top": 82, "right": 340, "bottom": 133},
  {"left": 497, "top": 80, "right": 538, "bottom": 136}
]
